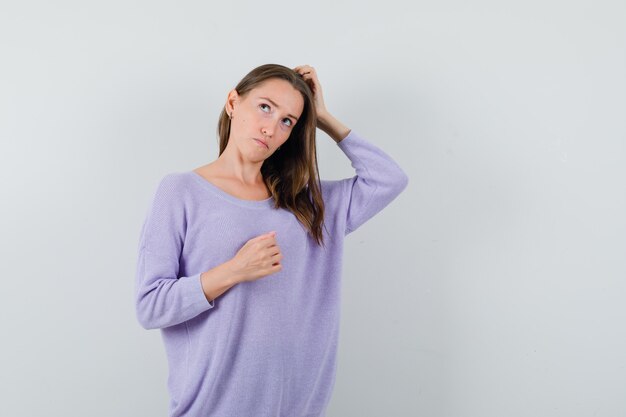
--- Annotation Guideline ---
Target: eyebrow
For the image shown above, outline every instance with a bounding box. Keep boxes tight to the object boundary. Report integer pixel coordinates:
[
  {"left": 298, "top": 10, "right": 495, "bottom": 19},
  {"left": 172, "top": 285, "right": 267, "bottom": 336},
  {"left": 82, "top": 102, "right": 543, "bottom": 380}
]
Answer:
[{"left": 259, "top": 96, "right": 299, "bottom": 121}]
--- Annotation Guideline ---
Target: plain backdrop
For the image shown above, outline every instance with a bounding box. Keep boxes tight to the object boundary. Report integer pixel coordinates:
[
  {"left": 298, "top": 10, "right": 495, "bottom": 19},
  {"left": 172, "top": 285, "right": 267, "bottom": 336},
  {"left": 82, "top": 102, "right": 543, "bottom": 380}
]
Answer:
[{"left": 1, "top": 1, "right": 625, "bottom": 416}]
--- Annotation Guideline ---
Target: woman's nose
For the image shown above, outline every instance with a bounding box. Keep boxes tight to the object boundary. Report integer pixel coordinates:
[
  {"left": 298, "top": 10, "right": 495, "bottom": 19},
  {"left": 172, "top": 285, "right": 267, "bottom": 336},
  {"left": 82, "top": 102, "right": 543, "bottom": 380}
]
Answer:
[{"left": 261, "top": 121, "right": 278, "bottom": 136}]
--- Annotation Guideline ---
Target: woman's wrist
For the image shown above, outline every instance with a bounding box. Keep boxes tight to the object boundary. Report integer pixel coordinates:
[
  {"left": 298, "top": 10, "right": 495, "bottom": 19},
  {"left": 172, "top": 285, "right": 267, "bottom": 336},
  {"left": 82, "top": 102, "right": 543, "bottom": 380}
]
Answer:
[
  {"left": 316, "top": 111, "right": 351, "bottom": 143},
  {"left": 200, "top": 260, "right": 242, "bottom": 302}
]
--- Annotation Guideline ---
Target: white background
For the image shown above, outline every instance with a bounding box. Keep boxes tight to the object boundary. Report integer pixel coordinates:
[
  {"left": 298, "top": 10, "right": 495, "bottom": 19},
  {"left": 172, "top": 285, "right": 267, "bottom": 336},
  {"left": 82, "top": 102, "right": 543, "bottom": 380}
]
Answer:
[{"left": 1, "top": 1, "right": 624, "bottom": 416}]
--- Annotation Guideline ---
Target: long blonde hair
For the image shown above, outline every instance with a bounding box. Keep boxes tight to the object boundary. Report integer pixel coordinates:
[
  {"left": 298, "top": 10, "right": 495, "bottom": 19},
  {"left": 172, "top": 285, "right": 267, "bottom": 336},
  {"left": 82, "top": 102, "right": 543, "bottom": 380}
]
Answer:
[{"left": 216, "top": 64, "right": 326, "bottom": 247}]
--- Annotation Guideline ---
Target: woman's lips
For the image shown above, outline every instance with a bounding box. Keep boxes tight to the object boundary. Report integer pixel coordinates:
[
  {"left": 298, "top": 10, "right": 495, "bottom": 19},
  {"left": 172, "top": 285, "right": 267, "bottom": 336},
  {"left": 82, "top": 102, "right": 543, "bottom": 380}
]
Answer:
[{"left": 254, "top": 138, "right": 268, "bottom": 148}]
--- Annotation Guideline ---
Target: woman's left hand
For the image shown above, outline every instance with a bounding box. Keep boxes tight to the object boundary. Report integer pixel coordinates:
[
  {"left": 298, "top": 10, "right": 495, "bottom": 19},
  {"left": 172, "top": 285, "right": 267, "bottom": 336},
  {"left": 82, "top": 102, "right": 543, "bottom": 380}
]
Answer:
[{"left": 293, "top": 65, "right": 329, "bottom": 119}]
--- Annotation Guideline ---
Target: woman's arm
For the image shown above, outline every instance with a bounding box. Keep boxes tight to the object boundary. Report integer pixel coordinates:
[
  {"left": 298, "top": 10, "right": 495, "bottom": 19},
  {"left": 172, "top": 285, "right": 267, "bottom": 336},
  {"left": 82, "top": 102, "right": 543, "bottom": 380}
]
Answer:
[
  {"left": 135, "top": 175, "right": 217, "bottom": 330},
  {"left": 294, "top": 65, "right": 409, "bottom": 235},
  {"left": 317, "top": 111, "right": 351, "bottom": 144},
  {"left": 200, "top": 261, "right": 240, "bottom": 303},
  {"left": 136, "top": 175, "right": 285, "bottom": 329}
]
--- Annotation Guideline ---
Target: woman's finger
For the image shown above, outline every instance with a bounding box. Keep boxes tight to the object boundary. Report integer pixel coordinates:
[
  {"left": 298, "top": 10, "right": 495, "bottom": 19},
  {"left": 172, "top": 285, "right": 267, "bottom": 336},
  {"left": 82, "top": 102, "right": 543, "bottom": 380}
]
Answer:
[
  {"left": 294, "top": 65, "right": 317, "bottom": 75},
  {"left": 296, "top": 68, "right": 320, "bottom": 86},
  {"left": 294, "top": 66, "right": 319, "bottom": 87}
]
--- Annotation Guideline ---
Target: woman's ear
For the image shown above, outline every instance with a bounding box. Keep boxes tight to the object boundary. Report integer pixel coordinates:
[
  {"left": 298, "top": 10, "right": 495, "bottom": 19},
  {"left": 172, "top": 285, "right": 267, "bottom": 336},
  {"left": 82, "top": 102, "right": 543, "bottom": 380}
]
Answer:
[{"left": 226, "top": 89, "right": 239, "bottom": 116}]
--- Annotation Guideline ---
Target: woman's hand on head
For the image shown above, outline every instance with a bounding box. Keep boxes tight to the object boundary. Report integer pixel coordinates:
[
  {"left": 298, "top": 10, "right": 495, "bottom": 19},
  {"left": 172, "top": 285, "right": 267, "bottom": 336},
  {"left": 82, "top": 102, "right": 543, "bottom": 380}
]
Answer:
[
  {"left": 294, "top": 65, "right": 329, "bottom": 120},
  {"left": 294, "top": 64, "right": 349, "bottom": 142}
]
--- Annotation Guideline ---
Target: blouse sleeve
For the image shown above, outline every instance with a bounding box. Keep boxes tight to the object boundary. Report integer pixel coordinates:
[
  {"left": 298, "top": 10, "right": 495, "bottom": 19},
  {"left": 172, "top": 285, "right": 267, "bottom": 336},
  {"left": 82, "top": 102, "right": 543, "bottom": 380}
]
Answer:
[
  {"left": 134, "top": 174, "right": 214, "bottom": 330},
  {"left": 332, "top": 129, "right": 409, "bottom": 235}
]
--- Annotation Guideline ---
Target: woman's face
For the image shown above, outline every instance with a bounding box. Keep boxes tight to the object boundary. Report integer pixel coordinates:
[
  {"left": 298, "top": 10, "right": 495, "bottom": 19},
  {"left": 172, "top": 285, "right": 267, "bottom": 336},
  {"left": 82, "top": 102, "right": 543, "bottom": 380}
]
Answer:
[{"left": 227, "top": 78, "right": 304, "bottom": 161}]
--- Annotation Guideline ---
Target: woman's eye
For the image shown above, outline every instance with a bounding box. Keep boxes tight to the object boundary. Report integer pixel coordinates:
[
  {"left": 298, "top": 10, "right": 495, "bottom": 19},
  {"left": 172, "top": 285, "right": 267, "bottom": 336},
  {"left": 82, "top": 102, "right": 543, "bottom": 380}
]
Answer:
[{"left": 259, "top": 103, "right": 292, "bottom": 127}]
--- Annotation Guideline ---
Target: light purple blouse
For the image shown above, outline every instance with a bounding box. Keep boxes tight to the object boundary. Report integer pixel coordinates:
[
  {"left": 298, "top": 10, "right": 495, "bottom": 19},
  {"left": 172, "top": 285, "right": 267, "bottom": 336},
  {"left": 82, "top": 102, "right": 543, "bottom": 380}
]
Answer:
[{"left": 135, "top": 129, "right": 409, "bottom": 417}]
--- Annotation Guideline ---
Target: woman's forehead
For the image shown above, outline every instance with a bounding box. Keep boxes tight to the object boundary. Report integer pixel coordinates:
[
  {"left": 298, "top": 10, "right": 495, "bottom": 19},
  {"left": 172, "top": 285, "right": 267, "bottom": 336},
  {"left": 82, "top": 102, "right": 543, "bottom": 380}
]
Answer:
[{"left": 251, "top": 79, "right": 304, "bottom": 114}]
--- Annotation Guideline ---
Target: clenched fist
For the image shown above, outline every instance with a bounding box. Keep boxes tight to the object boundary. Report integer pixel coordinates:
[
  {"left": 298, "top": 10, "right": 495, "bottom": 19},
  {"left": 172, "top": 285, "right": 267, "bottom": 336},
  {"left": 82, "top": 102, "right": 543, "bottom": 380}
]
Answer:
[{"left": 230, "top": 231, "right": 283, "bottom": 283}]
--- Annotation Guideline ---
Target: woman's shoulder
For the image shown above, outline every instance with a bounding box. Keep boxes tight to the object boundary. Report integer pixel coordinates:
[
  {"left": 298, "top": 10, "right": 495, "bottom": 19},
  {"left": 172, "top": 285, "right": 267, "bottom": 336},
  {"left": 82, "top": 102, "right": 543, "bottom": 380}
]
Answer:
[
  {"left": 150, "top": 171, "right": 197, "bottom": 201},
  {"left": 156, "top": 171, "right": 190, "bottom": 188}
]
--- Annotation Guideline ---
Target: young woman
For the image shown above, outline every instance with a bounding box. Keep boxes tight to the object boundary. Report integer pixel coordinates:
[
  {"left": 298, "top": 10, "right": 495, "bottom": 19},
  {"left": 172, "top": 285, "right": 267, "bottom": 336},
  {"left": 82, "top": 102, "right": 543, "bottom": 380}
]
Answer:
[{"left": 135, "top": 64, "right": 409, "bottom": 417}]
